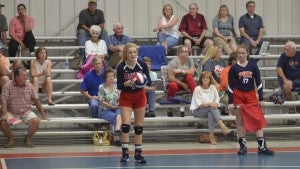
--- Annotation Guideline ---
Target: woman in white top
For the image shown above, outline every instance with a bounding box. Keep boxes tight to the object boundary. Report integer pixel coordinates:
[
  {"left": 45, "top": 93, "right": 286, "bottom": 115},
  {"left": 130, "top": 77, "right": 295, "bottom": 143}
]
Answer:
[
  {"left": 30, "top": 47, "right": 54, "bottom": 105},
  {"left": 153, "top": 4, "right": 179, "bottom": 54},
  {"left": 85, "top": 25, "right": 107, "bottom": 59},
  {"left": 190, "top": 71, "right": 230, "bottom": 144}
]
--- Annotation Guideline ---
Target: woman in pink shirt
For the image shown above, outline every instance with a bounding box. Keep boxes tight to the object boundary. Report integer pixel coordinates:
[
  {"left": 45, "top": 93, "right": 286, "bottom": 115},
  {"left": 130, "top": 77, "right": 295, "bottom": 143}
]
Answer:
[{"left": 8, "top": 3, "right": 36, "bottom": 58}]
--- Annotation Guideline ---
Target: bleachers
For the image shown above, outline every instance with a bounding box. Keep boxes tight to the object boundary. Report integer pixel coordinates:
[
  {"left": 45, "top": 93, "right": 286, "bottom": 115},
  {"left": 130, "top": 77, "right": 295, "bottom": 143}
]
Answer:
[{"left": 2, "top": 36, "right": 300, "bottom": 142}]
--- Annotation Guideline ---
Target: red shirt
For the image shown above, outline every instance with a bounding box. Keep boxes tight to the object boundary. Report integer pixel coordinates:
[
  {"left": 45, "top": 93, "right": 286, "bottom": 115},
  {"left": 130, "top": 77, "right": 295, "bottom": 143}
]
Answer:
[{"left": 179, "top": 13, "right": 208, "bottom": 36}]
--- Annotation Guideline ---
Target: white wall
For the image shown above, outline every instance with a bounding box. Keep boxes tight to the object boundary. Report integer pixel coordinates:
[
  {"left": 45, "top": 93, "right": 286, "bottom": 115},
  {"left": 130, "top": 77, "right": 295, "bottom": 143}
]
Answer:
[{"left": 2, "top": 0, "right": 300, "bottom": 37}]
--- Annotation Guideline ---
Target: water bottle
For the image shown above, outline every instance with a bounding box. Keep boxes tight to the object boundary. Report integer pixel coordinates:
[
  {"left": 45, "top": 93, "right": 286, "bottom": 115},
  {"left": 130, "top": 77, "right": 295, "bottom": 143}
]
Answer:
[
  {"left": 64, "top": 58, "right": 69, "bottom": 69},
  {"left": 180, "top": 105, "right": 185, "bottom": 117}
]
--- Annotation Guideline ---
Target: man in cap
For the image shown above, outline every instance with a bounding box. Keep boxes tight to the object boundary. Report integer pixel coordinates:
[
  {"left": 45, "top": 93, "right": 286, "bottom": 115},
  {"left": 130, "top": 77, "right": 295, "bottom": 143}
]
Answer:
[{"left": 77, "top": 0, "right": 108, "bottom": 59}]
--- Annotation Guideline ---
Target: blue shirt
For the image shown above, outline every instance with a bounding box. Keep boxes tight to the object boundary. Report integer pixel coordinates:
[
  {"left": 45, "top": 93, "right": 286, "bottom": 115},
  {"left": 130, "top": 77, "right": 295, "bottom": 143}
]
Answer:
[
  {"left": 277, "top": 51, "right": 300, "bottom": 80},
  {"left": 212, "top": 15, "right": 234, "bottom": 36},
  {"left": 228, "top": 61, "right": 263, "bottom": 103},
  {"left": 239, "top": 13, "right": 264, "bottom": 38},
  {"left": 105, "top": 34, "right": 131, "bottom": 54},
  {"left": 80, "top": 69, "right": 104, "bottom": 96},
  {"left": 116, "top": 60, "right": 151, "bottom": 93}
]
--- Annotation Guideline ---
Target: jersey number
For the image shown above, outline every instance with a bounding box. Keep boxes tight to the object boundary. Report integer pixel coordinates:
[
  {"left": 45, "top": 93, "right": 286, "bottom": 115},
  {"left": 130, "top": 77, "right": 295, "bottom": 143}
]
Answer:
[{"left": 243, "top": 78, "right": 249, "bottom": 84}]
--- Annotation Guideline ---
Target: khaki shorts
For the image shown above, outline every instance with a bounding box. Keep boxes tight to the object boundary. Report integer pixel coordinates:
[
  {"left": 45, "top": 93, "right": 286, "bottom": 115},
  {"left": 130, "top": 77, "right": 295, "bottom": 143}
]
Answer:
[
  {"left": 6, "top": 111, "right": 37, "bottom": 125},
  {"left": 213, "top": 36, "right": 237, "bottom": 49}
]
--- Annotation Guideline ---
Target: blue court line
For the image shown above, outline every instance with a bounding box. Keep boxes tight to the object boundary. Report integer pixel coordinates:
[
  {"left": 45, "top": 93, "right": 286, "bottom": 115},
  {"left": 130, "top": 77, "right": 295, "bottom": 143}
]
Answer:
[{"left": 4, "top": 152, "right": 300, "bottom": 169}]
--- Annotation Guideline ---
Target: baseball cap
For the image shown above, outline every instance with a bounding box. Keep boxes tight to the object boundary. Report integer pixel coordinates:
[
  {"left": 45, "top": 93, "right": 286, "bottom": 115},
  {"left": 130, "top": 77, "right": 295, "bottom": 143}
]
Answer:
[
  {"left": 0, "top": 4, "right": 4, "bottom": 7},
  {"left": 88, "top": 0, "right": 97, "bottom": 3}
]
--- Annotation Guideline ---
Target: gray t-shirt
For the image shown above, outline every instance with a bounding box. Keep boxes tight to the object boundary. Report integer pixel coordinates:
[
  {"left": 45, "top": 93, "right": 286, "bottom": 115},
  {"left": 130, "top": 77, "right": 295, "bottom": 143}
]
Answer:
[
  {"left": 168, "top": 57, "right": 194, "bottom": 81},
  {"left": 212, "top": 15, "right": 234, "bottom": 36},
  {"left": 77, "top": 9, "right": 105, "bottom": 29},
  {"left": 0, "top": 14, "right": 8, "bottom": 40}
]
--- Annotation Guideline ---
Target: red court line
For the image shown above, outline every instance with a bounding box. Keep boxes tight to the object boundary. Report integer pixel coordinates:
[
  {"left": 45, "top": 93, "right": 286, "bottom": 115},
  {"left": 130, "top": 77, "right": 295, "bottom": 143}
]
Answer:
[{"left": 1, "top": 147, "right": 300, "bottom": 159}]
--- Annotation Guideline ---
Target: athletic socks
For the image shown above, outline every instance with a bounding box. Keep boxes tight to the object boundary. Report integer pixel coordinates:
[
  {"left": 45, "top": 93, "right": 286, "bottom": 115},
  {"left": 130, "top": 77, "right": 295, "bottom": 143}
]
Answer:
[{"left": 237, "top": 137, "right": 247, "bottom": 155}]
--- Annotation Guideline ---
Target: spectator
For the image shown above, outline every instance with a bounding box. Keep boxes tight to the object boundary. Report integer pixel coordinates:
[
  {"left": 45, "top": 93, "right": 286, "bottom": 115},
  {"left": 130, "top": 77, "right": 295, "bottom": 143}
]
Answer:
[
  {"left": 0, "top": 49, "right": 9, "bottom": 90},
  {"left": 166, "top": 45, "right": 197, "bottom": 117},
  {"left": 143, "top": 57, "right": 157, "bottom": 118},
  {"left": 276, "top": 41, "right": 300, "bottom": 103},
  {"left": 212, "top": 4, "right": 237, "bottom": 54},
  {"left": 190, "top": 71, "right": 230, "bottom": 145},
  {"left": 239, "top": 1, "right": 264, "bottom": 55},
  {"left": 179, "top": 3, "right": 213, "bottom": 54},
  {"left": 116, "top": 43, "right": 151, "bottom": 163},
  {"left": 80, "top": 56, "right": 105, "bottom": 130},
  {"left": 1, "top": 67, "right": 46, "bottom": 148},
  {"left": 8, "top": 3, "right": 36, "bottom": 58},
  {"left": 219, "top": 51, "right": 237, "bottom": 105},
  {"left": 106, "top": 22, "right": 131, "bottom": 69},
  {"left": 76, "top": 25, "right": 107, "bottom": 79},
  {"left": 11, "top": 59, "right": 24, "bottom": 80},
  {"left": 0, "top": 3, "right": 8, "bottom": 50},
  {"left": 153, "top": 4, "right": 179, "bottom": 54},
  {"left": 202, "top": 45, "right": 227, "bottom": 89},
  {"left": 30, "top": 47, "right": 54, "bottom": 105},
  {"left": 228, "top": 44, "right": 274, "bottom": 155},
  {"left": 77, "top": 0, "right": 108, "bottom": 58},
  {"left": 98, "top": 68, "right": 122, "bottom": 146}
]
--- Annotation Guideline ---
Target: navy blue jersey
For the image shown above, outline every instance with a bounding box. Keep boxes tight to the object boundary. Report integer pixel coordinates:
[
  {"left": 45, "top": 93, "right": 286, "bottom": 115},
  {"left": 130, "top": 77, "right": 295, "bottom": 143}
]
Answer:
[
  {"left": 228, "top": 61, "right": 263, "bottom": 103},
  {"left": 116, "top": 59, "right": 152, "bottom": 93}
]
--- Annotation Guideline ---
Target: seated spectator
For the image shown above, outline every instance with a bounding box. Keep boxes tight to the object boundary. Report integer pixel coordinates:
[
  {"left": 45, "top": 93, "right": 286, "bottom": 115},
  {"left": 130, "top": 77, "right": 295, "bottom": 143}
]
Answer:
[
  {"left": 77, "top": 0, "right": 108, "bottom": 58},
  {"left": 8, "top": 3, "right": 36, "bottom": 58},
  {"left": 1, "top": 67, "right": 46, "bottom": 148},
  {"left": 0, "top": 3, "right": 8, "bottom": 50},
  {"left": 143, "top": 57, "right": 157, "bottom": 117},
  {"left": 153, "top": 4, "right": 179, "bottom": 54},
  {"left": 212, "top": 4, "right": 237, "bottom": 54},
  {"left": 190, "top": 71, "right": 230, "bottom": 145},
  {"left": 105, "top": 22, "right": 131, "bottom": 69},
  {"left": 166, "top": 45, "right": 197, "bottom": 117},
  {"left": 98, "top": 68, "right": 122, "bottom": 146},
  {"left": 179, "top": 3, "right": 213, "bottom": 54},
  {"left": 11, "top": 59, "right": 24, "bottom": 80},
  {"left": 239, "top": 1, "right": 264, "bottom": 55},
  {"left": 276, "top": 41, "right": 300, "bottom": 103},
  {"left": 0, "top": 49, "right": 9, "bottom": 90},
  {"left": 30, "top": 47, "right": 54, "bottom": 105},
  {"left": 202, "top": 45, "right": 227, "bottom": 89},
  {"left": 80, "top": 56, "right": 105, "bottom": 130},
  {"left": 76, "top": 25, "right": 107, "bottom": 79}
]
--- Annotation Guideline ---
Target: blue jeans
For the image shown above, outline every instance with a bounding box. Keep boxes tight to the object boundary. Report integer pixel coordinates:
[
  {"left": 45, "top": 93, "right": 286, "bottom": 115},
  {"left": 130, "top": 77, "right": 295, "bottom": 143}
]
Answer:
[
  {"left": 146, "top": 90, "right": 156, "bottom": 112},
  {"left": 239, "top": 37, "right": 263, "bottom": 55},
  {"left": 88, "top": 99, "right": 100, "bottom": 118},
  {"left": 156, "top": 32, "right": 178, "bottom": 48},
  {"left": 99, "top": 108, "right": 121, "bottom": 127},
  {"left": 76, "top": 29, "right": 108, "bottom": 57}
]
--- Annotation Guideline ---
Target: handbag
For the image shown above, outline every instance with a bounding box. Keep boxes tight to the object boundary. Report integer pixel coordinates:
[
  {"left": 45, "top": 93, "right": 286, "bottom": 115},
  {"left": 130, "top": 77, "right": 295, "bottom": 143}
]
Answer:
[
  {"left": 70, "top": 55, "right": 84, "bottom": 70},
  {"left": 240, "top": 103, "right": 267, "bottom": 133},
  {"left": 195, "top": 134, "right": 218, "bottom": 143},
  {"left": 92, "top": 131, "right": 112, "bottom": 146}
]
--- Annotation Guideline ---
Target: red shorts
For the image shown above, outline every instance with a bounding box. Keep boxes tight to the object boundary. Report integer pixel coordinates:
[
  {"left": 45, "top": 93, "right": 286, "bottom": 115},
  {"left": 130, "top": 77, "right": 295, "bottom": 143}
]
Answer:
[
  {"left": 233, "top": 89, "right": 258, "bottom": 105},
  {"left": 119, "top": 89, "right": 147, "bottom": 109}
]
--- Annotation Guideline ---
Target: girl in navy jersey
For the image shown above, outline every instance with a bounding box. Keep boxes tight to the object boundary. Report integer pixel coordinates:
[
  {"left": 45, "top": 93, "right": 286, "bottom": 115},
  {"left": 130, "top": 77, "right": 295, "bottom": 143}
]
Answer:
[
  {"left": 116, "top": 43, "right": 151, "bottom": 163},
  {"left": 228, "top": 44, "right": 274, "bottom": 155}
]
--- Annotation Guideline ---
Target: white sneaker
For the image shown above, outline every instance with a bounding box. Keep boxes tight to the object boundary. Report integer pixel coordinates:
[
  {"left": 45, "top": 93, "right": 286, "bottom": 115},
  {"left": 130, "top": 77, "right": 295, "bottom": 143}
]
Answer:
[{"left": 29, "top": 52, "right": 35, "bottom": 57}]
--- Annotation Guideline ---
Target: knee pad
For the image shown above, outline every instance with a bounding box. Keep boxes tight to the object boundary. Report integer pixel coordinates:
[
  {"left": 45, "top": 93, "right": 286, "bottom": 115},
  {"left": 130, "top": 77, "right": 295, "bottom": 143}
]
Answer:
[
  {"left": 134, "top": 126, "right": 143, "bottom": 135},
  {"left": 121, "top": 124, "right": 130, "bottom": 133}
]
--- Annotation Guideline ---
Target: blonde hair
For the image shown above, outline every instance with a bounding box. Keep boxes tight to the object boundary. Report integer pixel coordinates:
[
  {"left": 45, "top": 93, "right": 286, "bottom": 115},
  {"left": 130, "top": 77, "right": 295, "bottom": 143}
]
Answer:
[
  {"left": 143, "top": 56, "right": 152, "bottom": 63},
  {"left": 122, "top": 43, "right": 138, "bottom": 61},
  {"left": 217, "top": 4, "right": 230, "bottom": 18},
  {"left": 162, "top": 4, "right": 173, "bottom": 15},
  {"left": 203, "top": 45, "right": 221, "bottom": 64}
]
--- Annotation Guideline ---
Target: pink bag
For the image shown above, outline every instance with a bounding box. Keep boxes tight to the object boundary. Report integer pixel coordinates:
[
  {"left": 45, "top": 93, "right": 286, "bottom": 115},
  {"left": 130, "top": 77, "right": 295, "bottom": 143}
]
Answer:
[{"left": 76, "top": 54, "right": 95, "bottom": 79}]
